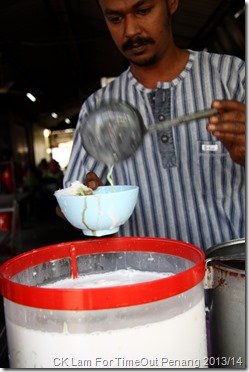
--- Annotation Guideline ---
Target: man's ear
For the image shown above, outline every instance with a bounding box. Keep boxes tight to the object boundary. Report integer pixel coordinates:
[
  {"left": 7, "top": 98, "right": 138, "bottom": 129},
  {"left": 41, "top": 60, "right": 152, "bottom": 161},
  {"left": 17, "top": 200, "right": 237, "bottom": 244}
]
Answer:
[{"left": 168, "top": 0, "right": 179, "bottom": 15}]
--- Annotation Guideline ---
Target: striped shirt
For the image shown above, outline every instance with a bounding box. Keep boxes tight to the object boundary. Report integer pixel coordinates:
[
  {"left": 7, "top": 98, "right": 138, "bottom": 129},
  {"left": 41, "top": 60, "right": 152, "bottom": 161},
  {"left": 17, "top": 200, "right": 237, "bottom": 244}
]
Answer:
[{"left": 64, "top": 50, "right": 245, "bottom": 251}]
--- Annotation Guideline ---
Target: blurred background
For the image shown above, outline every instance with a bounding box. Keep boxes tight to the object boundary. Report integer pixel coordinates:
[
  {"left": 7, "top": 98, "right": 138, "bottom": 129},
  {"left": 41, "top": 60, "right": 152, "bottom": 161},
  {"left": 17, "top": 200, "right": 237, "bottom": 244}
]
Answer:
[{"left": 0, "top": 0, "right": 245, "bottom": 257}]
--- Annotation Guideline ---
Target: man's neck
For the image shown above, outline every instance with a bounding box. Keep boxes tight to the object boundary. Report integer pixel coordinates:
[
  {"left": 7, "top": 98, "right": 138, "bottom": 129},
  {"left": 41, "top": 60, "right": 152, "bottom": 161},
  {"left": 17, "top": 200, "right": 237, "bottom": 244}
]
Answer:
[{"left": 130, "top": 47, "right": 189, "bottom": 89}]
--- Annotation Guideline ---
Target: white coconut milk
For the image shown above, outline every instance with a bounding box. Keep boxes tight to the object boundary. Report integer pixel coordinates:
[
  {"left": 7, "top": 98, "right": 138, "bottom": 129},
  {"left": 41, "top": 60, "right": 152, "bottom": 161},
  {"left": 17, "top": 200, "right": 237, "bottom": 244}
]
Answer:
[
  {"left": 42, "top": 269, "right": 174, "bottom": 288},
  {"left": 5, "top": 270, "right": 208, "bottom": 368}
]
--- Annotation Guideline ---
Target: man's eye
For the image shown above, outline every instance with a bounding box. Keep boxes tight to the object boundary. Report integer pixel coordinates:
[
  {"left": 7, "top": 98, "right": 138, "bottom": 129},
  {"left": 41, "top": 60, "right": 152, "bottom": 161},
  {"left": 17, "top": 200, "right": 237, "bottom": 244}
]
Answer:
[
  {"left": 109, "top": 15, "right": 122, "bottom": 24},
  {"left": 136, "top": 7, "right": 151, "bottom": 15}
]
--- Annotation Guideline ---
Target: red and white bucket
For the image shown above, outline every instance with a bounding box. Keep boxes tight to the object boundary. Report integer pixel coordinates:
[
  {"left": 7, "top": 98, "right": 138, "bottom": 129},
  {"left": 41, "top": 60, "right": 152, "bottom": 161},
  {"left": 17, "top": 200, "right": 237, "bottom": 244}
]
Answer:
[{"left": 0, "top": 237, "right": 207, "bottom": 368}]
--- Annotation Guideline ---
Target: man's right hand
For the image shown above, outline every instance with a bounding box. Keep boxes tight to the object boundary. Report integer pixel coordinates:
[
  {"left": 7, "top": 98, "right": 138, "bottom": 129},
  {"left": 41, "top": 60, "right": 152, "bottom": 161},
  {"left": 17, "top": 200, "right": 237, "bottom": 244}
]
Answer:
[{"left": 85, "top": 172, "right": 104, "bottom": 190}]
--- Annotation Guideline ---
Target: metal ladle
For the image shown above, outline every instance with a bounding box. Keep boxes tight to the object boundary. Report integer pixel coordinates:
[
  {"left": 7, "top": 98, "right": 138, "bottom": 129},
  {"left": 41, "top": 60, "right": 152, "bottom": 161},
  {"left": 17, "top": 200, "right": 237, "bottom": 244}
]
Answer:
[{"left": 81, "top": 102, "right": 218, "bottom": 165}]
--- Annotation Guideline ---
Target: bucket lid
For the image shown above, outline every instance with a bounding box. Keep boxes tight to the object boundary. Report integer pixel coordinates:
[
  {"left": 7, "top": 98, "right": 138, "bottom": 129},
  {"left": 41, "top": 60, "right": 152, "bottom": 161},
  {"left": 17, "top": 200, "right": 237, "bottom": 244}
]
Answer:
[{"left": 0, "top": 237, "right": 205, "bottom": 310}]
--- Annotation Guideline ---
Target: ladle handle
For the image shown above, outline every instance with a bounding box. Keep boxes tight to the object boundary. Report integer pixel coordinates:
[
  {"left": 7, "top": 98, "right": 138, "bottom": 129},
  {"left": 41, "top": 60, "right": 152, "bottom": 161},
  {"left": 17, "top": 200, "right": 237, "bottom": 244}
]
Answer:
[{"left": 148, "top": 108, "right": 218, "bottom": 132}]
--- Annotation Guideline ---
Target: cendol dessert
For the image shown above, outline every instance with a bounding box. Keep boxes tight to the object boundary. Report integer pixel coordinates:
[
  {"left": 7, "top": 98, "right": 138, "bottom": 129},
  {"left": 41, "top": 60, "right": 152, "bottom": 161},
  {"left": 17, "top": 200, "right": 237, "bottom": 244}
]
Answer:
[{"left": 55, "top": 181, "right": 93, "bottom": 196}]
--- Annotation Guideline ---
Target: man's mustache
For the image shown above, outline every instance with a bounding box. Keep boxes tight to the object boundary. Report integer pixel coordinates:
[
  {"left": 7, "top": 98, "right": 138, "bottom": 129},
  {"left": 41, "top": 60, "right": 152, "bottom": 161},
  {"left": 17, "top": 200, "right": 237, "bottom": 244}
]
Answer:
[{"left": 122, "top": 37, "right": 155, "bottom": 51}]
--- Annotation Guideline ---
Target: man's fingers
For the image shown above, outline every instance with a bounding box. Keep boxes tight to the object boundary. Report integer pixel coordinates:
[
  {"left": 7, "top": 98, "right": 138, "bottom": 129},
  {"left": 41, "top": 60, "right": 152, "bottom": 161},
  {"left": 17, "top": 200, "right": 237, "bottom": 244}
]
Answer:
[
  {"left": 207, "top": 122, "right": 245, "bottom": 134},
  {"left": 85, "top": 172, "right": 104, "bottom": 189},
  {"left": 212, "top": 99, "right": 245, "bottom": 112}
]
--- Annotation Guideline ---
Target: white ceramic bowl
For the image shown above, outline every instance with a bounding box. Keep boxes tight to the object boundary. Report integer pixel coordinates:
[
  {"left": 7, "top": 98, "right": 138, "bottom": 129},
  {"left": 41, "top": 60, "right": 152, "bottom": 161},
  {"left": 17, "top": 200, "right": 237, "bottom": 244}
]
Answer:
[{"left": 55, "top": 185, "right": 139, "bottom": 237}]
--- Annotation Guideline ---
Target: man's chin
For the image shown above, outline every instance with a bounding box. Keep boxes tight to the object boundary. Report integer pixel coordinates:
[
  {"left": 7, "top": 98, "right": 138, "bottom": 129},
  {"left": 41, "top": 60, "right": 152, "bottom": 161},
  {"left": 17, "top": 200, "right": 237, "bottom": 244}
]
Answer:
[{"left": 128, "top": 54, "right": 157, "bottom": 67}]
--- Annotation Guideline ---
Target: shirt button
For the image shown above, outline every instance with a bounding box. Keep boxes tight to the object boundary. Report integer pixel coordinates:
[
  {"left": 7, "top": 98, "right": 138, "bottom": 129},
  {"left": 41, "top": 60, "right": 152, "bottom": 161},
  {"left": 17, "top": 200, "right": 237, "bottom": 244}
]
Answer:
[
  {"left": 161, "top": 134, "right": 169, "bottom": 143},
  {"left": 158, "top": 114, "right": 165, "bottom": 121}
]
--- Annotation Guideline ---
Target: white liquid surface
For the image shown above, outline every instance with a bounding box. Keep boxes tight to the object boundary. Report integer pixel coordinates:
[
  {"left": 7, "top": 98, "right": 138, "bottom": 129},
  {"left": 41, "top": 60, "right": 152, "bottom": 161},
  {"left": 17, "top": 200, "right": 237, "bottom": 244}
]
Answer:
[{"left": 42, "top": 269, "right": 174, "bottom": 289}]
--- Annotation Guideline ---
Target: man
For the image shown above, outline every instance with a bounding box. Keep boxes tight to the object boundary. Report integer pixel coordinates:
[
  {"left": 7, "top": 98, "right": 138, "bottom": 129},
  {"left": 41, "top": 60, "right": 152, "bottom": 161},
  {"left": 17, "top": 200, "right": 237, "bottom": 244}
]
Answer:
[{"left": 62, "top": 0, "right": 245, "bottom": 251}]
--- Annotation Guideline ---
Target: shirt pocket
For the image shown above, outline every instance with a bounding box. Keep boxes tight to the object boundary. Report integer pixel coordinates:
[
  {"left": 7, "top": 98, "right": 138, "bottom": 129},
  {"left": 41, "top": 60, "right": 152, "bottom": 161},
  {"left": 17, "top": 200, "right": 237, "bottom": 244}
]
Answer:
[{"left": 193, "top": 140, "right": 229, "bottom": 200}]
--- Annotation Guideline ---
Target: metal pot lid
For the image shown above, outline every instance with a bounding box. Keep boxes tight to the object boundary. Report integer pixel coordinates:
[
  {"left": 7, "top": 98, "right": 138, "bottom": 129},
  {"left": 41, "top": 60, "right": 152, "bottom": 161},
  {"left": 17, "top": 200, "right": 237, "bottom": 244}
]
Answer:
[
  {"left": 206, "top": 238, "right": 245, "bottom": 272},
  {"left": 206, "top": 238, "right": 245, "bottom": 259}
]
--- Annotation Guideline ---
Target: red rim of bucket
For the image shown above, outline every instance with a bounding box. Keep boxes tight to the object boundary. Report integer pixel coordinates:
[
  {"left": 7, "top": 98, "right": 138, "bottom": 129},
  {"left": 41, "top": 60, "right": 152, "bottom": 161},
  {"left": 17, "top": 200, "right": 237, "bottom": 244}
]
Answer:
[{"left": 0, "top": 237, "right": 205, "bottom": 310}]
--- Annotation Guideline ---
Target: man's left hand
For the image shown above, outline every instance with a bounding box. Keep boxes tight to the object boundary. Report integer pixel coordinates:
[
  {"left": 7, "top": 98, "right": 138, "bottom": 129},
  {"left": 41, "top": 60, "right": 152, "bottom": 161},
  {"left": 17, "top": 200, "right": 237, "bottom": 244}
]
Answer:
[{"left": 207, "top": 100, "right": 245, "bottom": 166}]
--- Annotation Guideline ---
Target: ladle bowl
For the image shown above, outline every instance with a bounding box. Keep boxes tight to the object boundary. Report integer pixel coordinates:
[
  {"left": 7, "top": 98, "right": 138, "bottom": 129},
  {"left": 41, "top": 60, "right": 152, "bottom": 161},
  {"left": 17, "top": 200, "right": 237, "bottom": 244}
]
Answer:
[{"left": 81, "top": 101, "right": 218, "bottom": 165}]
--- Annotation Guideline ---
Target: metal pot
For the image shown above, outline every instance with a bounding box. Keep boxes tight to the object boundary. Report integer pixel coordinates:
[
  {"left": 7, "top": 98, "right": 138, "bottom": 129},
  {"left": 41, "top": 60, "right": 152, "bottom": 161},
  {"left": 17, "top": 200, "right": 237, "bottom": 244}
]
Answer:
[{"left": 204, "top": 238, "right": 245, "bottom": 368}]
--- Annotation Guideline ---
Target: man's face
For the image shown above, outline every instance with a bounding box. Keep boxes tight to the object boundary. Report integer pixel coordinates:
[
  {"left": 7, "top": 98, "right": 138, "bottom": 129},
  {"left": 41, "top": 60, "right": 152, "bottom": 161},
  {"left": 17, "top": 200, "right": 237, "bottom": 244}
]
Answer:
[{"left": 99, "top": 0, "right": 176, "bottom": 67}]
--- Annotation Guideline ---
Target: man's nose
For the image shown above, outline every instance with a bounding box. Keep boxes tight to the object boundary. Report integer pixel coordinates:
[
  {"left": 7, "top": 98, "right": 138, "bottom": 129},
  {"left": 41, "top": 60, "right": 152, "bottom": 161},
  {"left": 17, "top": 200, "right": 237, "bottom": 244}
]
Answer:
[{"left": 124, "top": 14, "right": 141, "bottom": 38}]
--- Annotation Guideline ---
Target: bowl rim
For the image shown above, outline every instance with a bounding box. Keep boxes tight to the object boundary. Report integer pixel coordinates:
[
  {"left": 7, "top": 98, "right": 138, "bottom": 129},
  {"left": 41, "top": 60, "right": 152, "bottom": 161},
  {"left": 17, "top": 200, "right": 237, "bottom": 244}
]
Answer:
[{"left": 55, "top": 184, "right": 139, "bottom": 197}]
